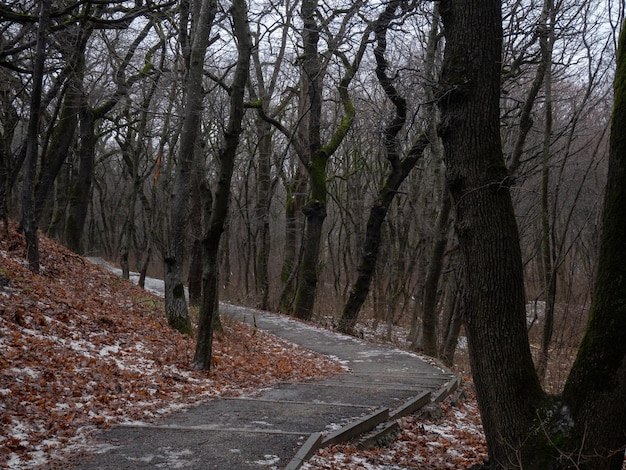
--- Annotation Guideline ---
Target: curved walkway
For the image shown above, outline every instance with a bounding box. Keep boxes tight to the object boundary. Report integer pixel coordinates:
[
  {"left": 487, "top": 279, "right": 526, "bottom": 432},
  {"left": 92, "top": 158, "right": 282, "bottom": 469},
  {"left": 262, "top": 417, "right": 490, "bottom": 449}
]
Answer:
[{"left": 78, "top": 262, "right": 456, "bottom": 469}]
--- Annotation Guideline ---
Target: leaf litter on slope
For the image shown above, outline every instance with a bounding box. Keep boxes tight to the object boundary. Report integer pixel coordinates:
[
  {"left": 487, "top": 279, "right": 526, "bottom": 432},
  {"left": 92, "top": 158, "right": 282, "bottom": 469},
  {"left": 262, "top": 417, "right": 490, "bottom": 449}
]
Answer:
[{"left": 0, "top": 223, "right": 343, "bottom": 469}]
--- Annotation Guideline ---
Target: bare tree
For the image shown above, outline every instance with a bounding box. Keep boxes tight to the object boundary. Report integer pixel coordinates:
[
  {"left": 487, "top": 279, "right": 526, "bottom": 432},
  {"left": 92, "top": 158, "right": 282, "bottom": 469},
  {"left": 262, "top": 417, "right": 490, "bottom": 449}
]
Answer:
[
  {"left": 164, "top": 0, "right": 217, "bottom": 335},
  {"left": 21, "top": 0, "right": 51, "bottom": 273},
  {"left": 439, "top": 0, "right": 626, "bottom": 465},
  {"left": 339, "top": 1, "right": 430, "bottom": 334},
  {"left": 193, "top": 0, "right": 252, "bottom": 370}
]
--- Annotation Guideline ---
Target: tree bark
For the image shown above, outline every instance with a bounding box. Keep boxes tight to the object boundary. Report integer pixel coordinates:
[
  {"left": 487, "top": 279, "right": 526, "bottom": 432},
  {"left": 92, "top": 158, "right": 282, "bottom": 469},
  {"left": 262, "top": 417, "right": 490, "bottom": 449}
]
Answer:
[
  {"left": 291, "top": 0, "right": 324, "bottom": 321},
  {"left": 291, "top": 0, "right": 366, "bottom": 320},
  {"left": 254, "top": 118, "right": 272, "bottom": 310},
  {"left": 34, "top": 83, "right": 80, "bottom": 226},
  {"left": 277, "top": 165, "right": 306, "bottom": 313},
  {"left": 193, "top": 0, "right": 251, "bottom": 369},
  {"left": 561, "top": 20, "right": 626, "bottom": 470},
  {"left": 65, "top": 103, "right": 95, "bottom": 254},
  {"left": 438, "top": 0, "right": 546, "bottom": 466},
  {"left": 21, "top": 0, "right": 51, "bottom": 273},
  {"left": 420, "top": 184, "right": 451, "bottom": 357},
  {"left": 339, "top": 1, "right": 428, "bottom": 334},
  {"left": 535, "top": 0, "right": 556, "bottom": 383},
  {"left": 165, "top": 0, "right": 217, "bottom": 335},
  {"left": 33, "top": 19, "right": 92, "bottom": 229},
  {"left": 0, "top": 81, "right": 20, "bottom": 232},
  {"left": 440, "top": 260, "right": 463, "bottom": 368}
]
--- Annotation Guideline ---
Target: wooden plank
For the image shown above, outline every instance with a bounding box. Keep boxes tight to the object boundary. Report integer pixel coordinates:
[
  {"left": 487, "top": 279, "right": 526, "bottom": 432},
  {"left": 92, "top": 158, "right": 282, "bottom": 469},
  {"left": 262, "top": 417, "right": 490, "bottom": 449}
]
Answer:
[
  {"left": 321, "top": 407, "right": 389, "bottom": 447},
  {"left": 389, "top": 390, "right": 432, "bottom": 420},
  {"left": 432, "top": 374, "right": 462, "bottom": 404},
  {"left": 284, "top": 432, "right": 324, "bottom": 470},
  {"left": 357, "top": 421, "right": 401, "bottom": 450}
]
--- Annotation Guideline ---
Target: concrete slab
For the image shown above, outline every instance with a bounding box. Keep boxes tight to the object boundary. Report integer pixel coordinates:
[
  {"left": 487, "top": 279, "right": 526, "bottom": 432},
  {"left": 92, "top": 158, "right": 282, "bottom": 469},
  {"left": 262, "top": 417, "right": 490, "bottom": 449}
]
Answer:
[{"left": 72, "top": 295, "right": 453, "bottom": 469}]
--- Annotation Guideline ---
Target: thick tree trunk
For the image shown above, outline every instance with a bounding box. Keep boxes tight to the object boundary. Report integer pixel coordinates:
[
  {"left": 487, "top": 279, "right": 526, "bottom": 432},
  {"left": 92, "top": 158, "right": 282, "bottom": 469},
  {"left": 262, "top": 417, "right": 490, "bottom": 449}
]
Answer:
[
  {"left": 187, "top": 147, "right": 206, "bottom": 305},
  {"left": 291, "top": 0, "right": 324, "bottom": 321},
  {"left": 291, "top": 0, "right": 366, "bottom": 320},
  {"left": 561, "top": 20, "right": 626, "bottom": 470},
  {"left": 438, "top": 1, "right": 547, "bottom": 467},
  {"left": 293, "top": 199, "right": 325, "bottom": 320}
]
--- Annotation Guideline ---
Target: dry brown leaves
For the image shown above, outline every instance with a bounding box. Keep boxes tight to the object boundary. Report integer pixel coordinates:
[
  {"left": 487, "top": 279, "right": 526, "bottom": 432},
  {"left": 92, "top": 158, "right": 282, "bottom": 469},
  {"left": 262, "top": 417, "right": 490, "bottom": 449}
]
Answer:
[
  {"left": 305, "top": 382, "right": 488, "bottom": 469},
  {"left": 0, "top": 223, "right": 343, "bottom": 468}
]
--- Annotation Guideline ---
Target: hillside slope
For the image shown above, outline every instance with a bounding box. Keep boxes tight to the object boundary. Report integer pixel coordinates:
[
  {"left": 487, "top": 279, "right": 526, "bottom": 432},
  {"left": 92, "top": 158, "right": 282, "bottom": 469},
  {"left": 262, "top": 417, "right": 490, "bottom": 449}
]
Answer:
[{"left": 0, "top": 224, "right": 342, "bottom": 468}]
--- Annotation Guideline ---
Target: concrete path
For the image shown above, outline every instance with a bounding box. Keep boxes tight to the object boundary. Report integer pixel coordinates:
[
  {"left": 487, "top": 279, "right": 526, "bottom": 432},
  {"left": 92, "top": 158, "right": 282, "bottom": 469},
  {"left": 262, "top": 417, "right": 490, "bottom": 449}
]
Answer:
[{"left": 77, "top": 262, "right": 455, "bottom": 469}]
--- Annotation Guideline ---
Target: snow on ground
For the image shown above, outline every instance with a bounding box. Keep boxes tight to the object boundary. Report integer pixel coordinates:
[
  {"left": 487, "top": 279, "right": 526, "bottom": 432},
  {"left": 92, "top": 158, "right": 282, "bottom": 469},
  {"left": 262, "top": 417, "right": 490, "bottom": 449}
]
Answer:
[
  {"left": 2, "top": 226, "right": 488, "bottom": 469},
  {"left": 0, "top": 227, "right": 343, "bottom": 469},
  {"left": 304, "top": 383, "right": 487, "bottom": 469}
]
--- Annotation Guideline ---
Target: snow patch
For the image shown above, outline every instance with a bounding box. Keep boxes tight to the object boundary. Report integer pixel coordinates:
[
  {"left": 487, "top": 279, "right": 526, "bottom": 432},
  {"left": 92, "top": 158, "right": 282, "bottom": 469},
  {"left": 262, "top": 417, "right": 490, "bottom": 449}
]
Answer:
[{"left": 253, "top": 454, "right": 281, "bottom": 466}]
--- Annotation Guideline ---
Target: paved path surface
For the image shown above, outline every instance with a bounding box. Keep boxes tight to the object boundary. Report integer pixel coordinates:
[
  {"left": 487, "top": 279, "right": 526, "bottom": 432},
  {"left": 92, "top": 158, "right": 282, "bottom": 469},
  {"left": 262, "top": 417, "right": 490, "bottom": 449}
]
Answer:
[{"left": 77, "top": 262, "right": 454, "bottom": 469}]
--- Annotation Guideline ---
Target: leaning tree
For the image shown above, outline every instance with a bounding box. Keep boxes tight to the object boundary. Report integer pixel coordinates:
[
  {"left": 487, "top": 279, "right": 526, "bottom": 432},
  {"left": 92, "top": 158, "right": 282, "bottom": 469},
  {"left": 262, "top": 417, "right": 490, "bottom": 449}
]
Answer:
[{"left": 438, "top": 0, "right": 626, "bottom": 466}]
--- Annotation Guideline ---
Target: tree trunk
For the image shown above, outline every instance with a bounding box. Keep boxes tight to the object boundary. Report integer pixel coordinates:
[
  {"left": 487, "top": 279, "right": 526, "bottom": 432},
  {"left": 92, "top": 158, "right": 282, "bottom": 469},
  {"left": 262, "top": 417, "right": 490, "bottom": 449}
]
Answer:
[
  {"left": 339, "top": 1, "right": 429, "bottom": 334},
  {"left": 187, "top": 141, "right": 207, "bottom": 306},
  {"left": 193, "top": 0, "right": 251, "bottom": 369},
  {"left": 440, "top": 265, "right": 463, "bottom": 368},
  {"left": 255, "top": 118, "right": 272, "bottom": 310},
  {"left": 420, "top": 183, "right": 451, "bottom": 357},
  {"left": 536, "top": 0, "right": 557, "bottom": 382},
  {"left": 291, "top": 0, "right": 325, "bottom": 321},
  {"left": 561, "top": 20, "right": 626, "bottom": 470},
  {"left": 65, "top": 104, "right": 95, "bottom": 254},
  {"left": 165, "top": 0, "right": 217, "bottom": 335},
  {"left": 0, "top": 86, "right": 19, "bottom": 232},
  {"left": 293, "top": 198, "right": 325, "bottom": 320},
  {"left": 291, "top": 0, "right": 366, "bottom": 321},
  {"left": 34, "top": 83, "right": 80, "bottom": 226},
  {"left": 438, "top": 0, "right": 547, "bottom": 467},
  {"left": 278, "top": 166, "right": 306, "bottom": 313},
  {"left": 21, "top": 0, "right": 51, "bottom": 273}
]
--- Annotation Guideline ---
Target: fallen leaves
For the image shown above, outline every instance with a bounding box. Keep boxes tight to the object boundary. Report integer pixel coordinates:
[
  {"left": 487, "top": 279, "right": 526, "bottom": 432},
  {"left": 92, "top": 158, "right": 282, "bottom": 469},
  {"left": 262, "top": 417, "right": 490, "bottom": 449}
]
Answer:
[
  {"left": 304, "top": 381, "right": 488, "bottom": 469},
  {"left": 0, "top": 223, "right": 343, "bottom": 469}
]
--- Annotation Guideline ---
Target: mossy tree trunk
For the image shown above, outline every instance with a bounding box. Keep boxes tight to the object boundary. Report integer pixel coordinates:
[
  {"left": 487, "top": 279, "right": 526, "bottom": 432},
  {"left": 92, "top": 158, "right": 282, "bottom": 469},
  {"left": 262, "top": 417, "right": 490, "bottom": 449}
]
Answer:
[
  {"left": 560, "top": 19, "right": 626, "bottom": 470},
  {"left": 440, "top": 2, "right": 626, "bottom": 468},
  {"left": 253, "top": 2, "right": 367, "bottom": 320},
  {"left": 292, "top": 0, "right": 368, "bottom": 321},
  {"left": 291, "top": 0, "right": 324, "bottom": 321}
]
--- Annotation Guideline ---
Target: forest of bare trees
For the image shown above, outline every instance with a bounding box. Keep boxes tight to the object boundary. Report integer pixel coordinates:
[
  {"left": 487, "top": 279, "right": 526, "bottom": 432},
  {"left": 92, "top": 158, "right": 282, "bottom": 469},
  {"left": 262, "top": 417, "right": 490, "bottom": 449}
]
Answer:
[
  {"left": 2, "top": 0, "right": 625, "bottom": 466},
  {"left": 1, "top": 0, "right": 616, "bottom": 353}
]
